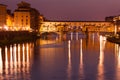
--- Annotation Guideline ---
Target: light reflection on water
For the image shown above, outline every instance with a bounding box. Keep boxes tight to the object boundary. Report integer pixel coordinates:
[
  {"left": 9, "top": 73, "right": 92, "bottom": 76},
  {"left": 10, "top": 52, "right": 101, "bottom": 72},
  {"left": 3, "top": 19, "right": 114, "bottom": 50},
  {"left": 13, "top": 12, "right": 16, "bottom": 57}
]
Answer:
[
  {"left": 67, "top": 40, "right": 72, "bottom": 80},
  {"left": 97, "top": 35, "right": 106, "bottom": 80},
  {"left": 0, "top": 32, "right": 120, "bottom": 80},
  {"left": 79, "top": 39, "right": 84, "bottom": 79},
  {"left": 0, "top": 43, "right": 34, "bottom": 80}
]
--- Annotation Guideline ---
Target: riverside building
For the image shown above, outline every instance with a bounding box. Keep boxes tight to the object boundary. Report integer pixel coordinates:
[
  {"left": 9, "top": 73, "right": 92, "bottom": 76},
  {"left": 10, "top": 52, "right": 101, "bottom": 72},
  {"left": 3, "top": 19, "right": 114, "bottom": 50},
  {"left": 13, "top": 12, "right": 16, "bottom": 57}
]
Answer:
[
  {"left": 6, "top": 10, "right": 14, "bottom": 28},
  {"left": 14, "top": 1, "right": 31, "bottom": 30},
  {"left": 14, "top": 1, "right": 40, "bottom": 31},
  {"left": 0, "top": 4, "right": 7, "bottom": 28}
]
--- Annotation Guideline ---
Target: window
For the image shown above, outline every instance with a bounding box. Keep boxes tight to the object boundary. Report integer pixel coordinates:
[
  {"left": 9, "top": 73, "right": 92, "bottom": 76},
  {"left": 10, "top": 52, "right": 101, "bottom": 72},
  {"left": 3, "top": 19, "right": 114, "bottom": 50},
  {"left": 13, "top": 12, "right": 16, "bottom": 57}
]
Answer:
[{"left": 26, "top": 19, "right": 28, "bottom": 25}]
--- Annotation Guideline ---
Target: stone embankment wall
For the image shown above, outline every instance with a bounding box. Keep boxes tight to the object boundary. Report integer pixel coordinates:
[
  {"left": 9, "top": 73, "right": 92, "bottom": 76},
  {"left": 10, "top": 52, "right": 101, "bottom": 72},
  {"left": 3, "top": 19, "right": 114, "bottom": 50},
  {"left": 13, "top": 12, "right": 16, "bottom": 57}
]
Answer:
[{"left": 0, "top": 31, "right": 38, "bottom": 46}]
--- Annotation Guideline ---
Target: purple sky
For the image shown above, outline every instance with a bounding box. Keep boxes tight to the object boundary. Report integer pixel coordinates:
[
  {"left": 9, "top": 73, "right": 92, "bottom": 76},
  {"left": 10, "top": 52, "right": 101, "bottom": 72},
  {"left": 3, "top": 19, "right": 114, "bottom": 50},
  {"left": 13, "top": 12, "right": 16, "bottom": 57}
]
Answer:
[{"left": 0, "top": 0, "right": 120, "bottom": 21}]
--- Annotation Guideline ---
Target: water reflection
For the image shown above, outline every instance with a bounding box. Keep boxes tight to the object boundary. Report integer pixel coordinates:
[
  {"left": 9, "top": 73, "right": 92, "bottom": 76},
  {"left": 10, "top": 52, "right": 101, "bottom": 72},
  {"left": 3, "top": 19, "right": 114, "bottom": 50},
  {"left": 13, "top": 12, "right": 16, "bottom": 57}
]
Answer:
[
  {"left": 67, "top": 40, "right": 72, "bottom": 80},
  {"left": 116, "top": 44, "right": 120, "bottom": 80},
  {"left": 98, "top": 35, "right": 106, "bottom": 80},
  {"left": 0, "top": 43, "right": 34, "bottom": 80},
  {"left": 71, "top": 32, "right": 73, "bottom": 40},
  {"left": 0, "top": 48, "right": 3, "bottom": 75},
  {"left": 5, "top": 46, "right": 8, "bottom": 75},
  {"left": 35, "top": 32, "right": 120, "bottom": 80},
  {"left": 118, "top": 45, "right": 120, "bottom": 68},
  {"left": 1, "top": 32, "right": 120, "bottom": 80},
  {"left": 76, "top": 32, "right": 78, "bottom": 40},
  {"left": 79, "top": 39, "right": 84, "bottom": 79}
]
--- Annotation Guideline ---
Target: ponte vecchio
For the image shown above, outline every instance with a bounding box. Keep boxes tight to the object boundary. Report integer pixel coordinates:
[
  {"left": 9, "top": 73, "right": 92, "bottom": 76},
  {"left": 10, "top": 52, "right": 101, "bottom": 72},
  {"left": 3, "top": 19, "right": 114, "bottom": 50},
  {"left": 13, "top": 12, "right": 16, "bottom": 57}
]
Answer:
[{"left": 40, "top": 21, "right": 115, "bottom": 34}]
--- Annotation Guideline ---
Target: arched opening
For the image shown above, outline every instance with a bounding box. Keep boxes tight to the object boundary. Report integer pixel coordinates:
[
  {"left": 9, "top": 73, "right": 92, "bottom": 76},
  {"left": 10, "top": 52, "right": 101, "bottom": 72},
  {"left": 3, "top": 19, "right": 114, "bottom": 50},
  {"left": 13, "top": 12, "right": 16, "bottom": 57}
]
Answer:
[{"left": 40, "top": 32, "right": 59, "bottom": 40}]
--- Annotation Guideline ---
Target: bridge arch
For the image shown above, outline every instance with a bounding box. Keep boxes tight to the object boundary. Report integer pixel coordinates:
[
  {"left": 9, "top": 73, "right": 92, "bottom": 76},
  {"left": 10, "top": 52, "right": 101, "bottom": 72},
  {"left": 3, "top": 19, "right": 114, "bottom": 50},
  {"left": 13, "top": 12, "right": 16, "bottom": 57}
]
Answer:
[
  {"left": 39, "top": 32, "right": 61, "bottom": 39},
  {"left": 40, "top": 31, "right": 61, "bottom": 35}
]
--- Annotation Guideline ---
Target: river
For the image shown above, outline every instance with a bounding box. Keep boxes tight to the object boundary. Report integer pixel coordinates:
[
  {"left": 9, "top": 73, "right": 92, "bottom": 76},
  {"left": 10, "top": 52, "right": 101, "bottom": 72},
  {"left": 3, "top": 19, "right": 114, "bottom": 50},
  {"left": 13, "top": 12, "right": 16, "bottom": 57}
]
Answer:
[{"left": 0, "top": 32, "right": 120, "bottom": 80}]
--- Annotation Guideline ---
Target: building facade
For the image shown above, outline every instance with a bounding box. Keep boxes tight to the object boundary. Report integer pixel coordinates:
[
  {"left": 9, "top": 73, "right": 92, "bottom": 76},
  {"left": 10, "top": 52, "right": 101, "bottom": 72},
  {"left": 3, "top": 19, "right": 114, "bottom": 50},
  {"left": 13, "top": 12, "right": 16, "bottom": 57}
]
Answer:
[
  {"left": 6, "top": 10, "right": 14, "bottom": 28},
  {"left": 106, "top": 15, "right": 120, "bottom": 32},
  {"left": 14, "top": 1, "right": 31, "bottom": 31},
  {"left": 0, "top": 4, "right": 7, "bottom": 28},
  {"left": 14, "top": 1, "right": 40, "bottom": 31}
]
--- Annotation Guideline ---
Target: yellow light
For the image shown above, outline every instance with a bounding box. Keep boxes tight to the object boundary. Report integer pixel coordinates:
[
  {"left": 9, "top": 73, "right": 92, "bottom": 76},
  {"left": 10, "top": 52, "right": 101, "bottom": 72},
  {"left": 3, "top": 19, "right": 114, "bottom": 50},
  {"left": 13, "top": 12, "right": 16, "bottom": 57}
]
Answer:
[
  {"left": 3, "top": 25, "right": 9, "bottom": 31},
  {"left": 0, "top": 48, "right": 3, "bottom": 74}
]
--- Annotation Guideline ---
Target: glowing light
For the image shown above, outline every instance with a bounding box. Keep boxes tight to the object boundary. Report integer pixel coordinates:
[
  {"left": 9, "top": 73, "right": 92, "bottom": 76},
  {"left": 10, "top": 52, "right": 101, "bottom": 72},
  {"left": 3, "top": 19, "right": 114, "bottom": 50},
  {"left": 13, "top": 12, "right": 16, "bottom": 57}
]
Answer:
[
  {"left": 67, "top": 40, "right": 72, "bottom": 79},
  {"left": 115, "top": 25, "right": 117, "bottom": 35},
  {"left": 0, "top": 26, "right": 2, "bottom": 30},
  {"left": 76, "top": 32, "right": 78, "bottom": 40},
  {"left": 118, "top": 45, "right": 120, "bottom": 68},
  {"left": 0, "top": 48, "right": 3, "bottom": 74},
  {"left": 3, "top": 25, "right": 9, "bottom": 31},
  {"left": 92, "top": 33, "right": 95, "bottom": 45},
  {"left": 5, "top": 46, "right": 8, "bottom": 74},
  {"left": 68, "top": 40, "right": 71, "bottom": 64},
  {"left": 10, "top": 45, "right": 13, "bottom": 74},
  {"left": 18, "top": 44, "right": 21, "bottom": 70},
  {"left": 79, "top": 39, "right": 84, "bottom": 77},
  {"left": 22, "top": 44, "right": 25, "bottom": 73},
  {"left": 71, "top": 32, "right": 73, "bottom": 40},
  {"left": 97, "top": 35, "right": 106, "bottom": 80},
  {"left": 99, "top": 36, "right": 106, "bottom": 65},
  {"left": 80, "top": 39, "right": 83, "bottom": 66},
  {"left": 26, "top": 43, "right": 30, "bottom": 73},
  {"left": 0, "top": 43, "right": 33, "bottom": 79},
  {"left": 13, "top": 44, "right": 17, "bottom": 73},
  {"left": 114, "top": 19, "right": 117, "bottom": 35}
]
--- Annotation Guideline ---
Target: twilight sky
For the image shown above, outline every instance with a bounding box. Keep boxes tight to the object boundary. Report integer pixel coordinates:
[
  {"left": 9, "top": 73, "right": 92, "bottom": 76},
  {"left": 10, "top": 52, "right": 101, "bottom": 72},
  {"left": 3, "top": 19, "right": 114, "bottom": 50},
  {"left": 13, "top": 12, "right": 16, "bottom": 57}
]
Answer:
[{"left": 0, "top": 0, "right": 120, "bottom": 21}]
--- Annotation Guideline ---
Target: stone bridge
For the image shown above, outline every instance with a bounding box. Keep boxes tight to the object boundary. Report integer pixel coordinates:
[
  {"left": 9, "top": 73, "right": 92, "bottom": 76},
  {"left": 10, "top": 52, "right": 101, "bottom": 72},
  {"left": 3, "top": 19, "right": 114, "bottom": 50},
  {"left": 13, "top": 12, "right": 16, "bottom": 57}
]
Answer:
[{"left": 39, "top": 21, "right": 114, "bottom": 34}]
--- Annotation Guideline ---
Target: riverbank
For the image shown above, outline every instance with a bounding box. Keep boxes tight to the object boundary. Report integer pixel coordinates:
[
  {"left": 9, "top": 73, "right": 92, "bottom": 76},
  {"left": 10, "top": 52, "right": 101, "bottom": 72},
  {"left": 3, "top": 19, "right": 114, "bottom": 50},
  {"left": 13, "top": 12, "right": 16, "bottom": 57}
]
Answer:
[
  {"left": 0, "top": 31, "right": 38, "bottom": 46},
  {"left": 107, "top": 35, "right": 120, "bottom": 44}
]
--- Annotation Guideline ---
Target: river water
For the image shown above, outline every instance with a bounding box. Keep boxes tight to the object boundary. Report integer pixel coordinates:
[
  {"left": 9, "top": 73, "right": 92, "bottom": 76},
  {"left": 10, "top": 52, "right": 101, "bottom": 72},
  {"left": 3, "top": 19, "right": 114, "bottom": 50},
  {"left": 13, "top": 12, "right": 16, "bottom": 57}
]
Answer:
[{"left": 0, "top": 32, "right": 120, "bottom": 80}]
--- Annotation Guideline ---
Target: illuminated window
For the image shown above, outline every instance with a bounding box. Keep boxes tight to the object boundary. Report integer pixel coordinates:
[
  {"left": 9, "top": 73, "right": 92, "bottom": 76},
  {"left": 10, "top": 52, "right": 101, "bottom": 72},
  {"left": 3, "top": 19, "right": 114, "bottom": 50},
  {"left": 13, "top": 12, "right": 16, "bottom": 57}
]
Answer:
[{"left": 26, "top": 19, "right": 28, "bottom": 25}]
